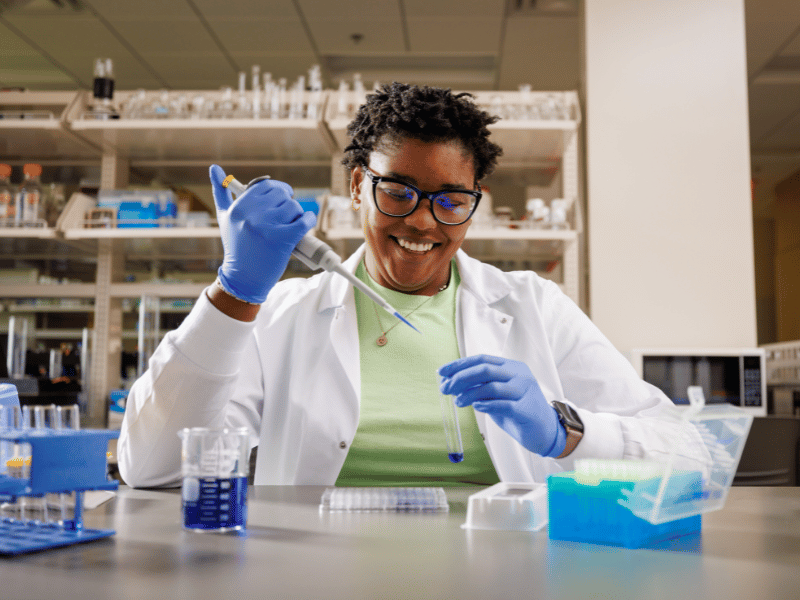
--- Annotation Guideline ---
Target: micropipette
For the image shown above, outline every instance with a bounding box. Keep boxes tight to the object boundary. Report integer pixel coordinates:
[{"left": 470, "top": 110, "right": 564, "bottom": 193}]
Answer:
[{"left": 220, "top": 174, "right": 419, "bottom": 333}]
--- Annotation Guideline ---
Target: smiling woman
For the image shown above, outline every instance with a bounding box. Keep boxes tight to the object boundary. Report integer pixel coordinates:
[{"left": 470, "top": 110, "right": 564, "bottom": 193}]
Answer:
[
  {"left": 119, "top": 82, "right": 708, "bottom": 490},
  {"left": 352, "top": 138, "right": 476, "bottom": 296},
  {"left": 342, "top": 83, "right": 501, "bottom": 297}
]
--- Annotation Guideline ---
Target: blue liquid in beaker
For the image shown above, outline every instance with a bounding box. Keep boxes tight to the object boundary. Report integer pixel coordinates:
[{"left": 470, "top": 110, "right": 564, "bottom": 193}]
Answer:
[
  {"left": 182, "top": 476, "right": 247, "bottom": 531},
  {"left": 448, "top": 452, "right": 464, "bottom": 464}
]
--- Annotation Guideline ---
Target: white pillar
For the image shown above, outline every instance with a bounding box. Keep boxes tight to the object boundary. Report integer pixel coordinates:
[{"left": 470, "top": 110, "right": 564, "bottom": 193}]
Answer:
[
  {"left": 584, "top": 0, "right": 756, "bottom": 356},
  {"left": 89, "top": 151, "right": 127, "bottom": 426}
]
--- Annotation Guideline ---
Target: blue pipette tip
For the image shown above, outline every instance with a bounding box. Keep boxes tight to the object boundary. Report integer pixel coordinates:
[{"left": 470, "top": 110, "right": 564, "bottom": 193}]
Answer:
[{"left": 394, "top": 312, "right": 420, "bottom": 333}]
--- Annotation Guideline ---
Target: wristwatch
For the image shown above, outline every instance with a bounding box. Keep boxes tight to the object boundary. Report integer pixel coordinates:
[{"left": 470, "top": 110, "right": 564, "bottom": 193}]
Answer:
[{"left": 552, "top": 401, "right": 584, "bottom": 458}]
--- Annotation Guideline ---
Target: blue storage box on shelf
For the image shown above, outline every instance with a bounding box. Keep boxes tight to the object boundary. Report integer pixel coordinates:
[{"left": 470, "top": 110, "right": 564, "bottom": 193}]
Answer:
[
  {"left": 294, "top": 188, "right": 328, "bottom": 217},
  {"left": 117, "top": 201, "right": 158, "bottom": 228},
  {"left": 97, "top": 189, "right": 177, "bottom": 228},
  {"left": 107, "top": 389, "right": 128, "bottom": 430},
  {"left": 297, "top": 200, "right": 320, "bottom": 215},
  {"left": 0, "top": 384, "right": 120, "bottom": 555},
  {"left": 548, "top": 386, "right": 753, "bottom": 549}
]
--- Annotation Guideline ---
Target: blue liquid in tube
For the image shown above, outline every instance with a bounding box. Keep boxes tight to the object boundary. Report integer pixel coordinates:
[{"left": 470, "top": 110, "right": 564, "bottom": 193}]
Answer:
[
  {"left": 182, "top": 476, "right": 247, "bottom": 531},
  {"left": 440, "top": 393, "right": 464, "bottom": 465}
]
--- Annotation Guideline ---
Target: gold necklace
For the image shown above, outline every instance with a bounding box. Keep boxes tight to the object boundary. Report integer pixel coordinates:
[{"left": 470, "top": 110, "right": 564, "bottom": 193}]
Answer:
[{"left": 371, "top": 282, "right": 448, "bottom": 347}]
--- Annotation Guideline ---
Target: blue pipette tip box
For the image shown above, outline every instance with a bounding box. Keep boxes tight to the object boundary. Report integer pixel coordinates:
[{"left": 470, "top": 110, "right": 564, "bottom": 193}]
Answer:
[{"left": 547, "top": 469, "right": 702, "bottom": 549}]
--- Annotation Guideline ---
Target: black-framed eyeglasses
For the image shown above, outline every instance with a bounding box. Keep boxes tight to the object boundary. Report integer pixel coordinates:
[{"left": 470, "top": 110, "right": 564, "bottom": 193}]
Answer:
[{"left": 362, "top": 166, "right": 481, "bottom": 226}]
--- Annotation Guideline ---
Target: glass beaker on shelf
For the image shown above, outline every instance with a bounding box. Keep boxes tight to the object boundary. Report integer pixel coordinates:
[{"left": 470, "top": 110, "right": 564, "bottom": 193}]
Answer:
[
  {"left": 550, "top": 199, "right": 569, "bottom": 230},
  {"left": 0, "top": 164, "right": 14, "bottom": 225},
  {"left": 15, "top": 163, "right": 43, "bottom": 227},
  {"left": 525, "top": 198, "right": 549, "bottom": 229},
  {"left": 493, "top": 206, "right": 514, "bottom": 229}
]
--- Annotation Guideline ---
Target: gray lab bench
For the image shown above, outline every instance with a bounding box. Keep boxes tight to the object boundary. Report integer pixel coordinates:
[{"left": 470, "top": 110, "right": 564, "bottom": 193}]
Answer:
[{"left": 1, "top": 486, "right": 799, "bottom": 600}]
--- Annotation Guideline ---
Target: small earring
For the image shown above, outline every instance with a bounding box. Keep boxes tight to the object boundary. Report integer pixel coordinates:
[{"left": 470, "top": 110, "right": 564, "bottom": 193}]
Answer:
[{"left": 351, "top": 195, "right": 359, "bottom": 211}]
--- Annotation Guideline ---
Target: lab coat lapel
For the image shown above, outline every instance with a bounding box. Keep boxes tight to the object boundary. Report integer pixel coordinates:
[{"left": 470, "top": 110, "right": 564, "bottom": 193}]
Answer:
[
  {"left": 458, "top": 290, "right": 514, "bottom": 356},
  {"left": 455, "top": 250, "right": 514, "bottom": 357},
  {"left": 321, "top": 248, "right": 364, "bottom": 406}
]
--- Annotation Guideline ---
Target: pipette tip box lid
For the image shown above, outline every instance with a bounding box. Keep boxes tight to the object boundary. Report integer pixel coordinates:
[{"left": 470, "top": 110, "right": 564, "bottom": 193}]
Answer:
[
  {"left": 547, "top": 387, "right": 754, "bottom": 549},
  {"left": 462, "top": 482, "right": 548, "bottom": 531},
  {"left": 0, "top": 384, "right": 19, "bottom": 408}
]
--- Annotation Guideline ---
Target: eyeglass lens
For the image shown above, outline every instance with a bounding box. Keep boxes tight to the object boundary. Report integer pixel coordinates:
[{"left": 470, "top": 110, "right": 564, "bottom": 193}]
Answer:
[{"left": 374, "top": 180, "right": 476, "bottom": 224}]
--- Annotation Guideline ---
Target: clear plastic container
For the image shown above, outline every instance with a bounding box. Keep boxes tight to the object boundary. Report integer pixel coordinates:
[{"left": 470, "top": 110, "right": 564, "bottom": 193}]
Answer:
[
  {"left": 547, "top": 386, "right": 753, "bottom": 548},
  {"left": 0, "top": 385, "right": 21, "bottom": 479},
  {"left": 549, "top": 199, "right": 568, "bottom": 230},
  {"left": 0, "top": 164, "right": 14, "bottom": 224},
  {"left": 525, "top": 198, "right": 548, "bottom": 229},
  {"left": 462, "top": 482, "right": 548, "bottom": 531},
  {"left": 15, "top": 164, "right": 42, "bottom": 226}
]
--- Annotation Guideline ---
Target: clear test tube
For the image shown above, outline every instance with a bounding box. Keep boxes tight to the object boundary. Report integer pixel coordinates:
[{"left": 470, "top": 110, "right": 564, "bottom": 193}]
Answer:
[
  {"left": 336, "top": 79, "right": 349, "bottom": 118},
  {"left": 57, "top": 404, "right": 80, "bottom": 431},
  {"left": 20, "top": 405, "right": 57, "bottom": 523},
  {"left": 0, "top": 405, "right": 21, "bottom": 521},
  {"left": 35, "top": 404, "right": 58, "bottom": 429},
  {"left": 251, "top": 65, "right": 261, "bottom": 119},
  {"left": 190, "top": 95, "right": 205, "bottom": 120},
  {"left": 289, "top": 75, "right": 304, "bottom": 119},
  {"left": 307, "top": 65, "right": 322, "bottom": 119},
  {"left": 55, "top": 404, "right": 81, "bottom": 525},
  {"left": 220, "top": 87, "right": 234, "bottom": 118},
  {"left": 262, "top": 73, "right": 273, "bottom": 117},
  {"left": 237, "top": 71, "right": 248, "bottom": 116},
  {"left": 275, "top": 78, "right": 287, "bottom": 119},
  {"left": 353, "top": 73, "right": 365, "bottom": 115},
  {"left": 439, "top": 394, "right": 464, "bottom": 463}
]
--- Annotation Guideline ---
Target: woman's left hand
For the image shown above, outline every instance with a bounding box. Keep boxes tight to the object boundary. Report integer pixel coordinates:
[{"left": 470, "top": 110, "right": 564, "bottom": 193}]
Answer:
[{"left": 438, "top": 354, "right": 566, "bottom": 457}]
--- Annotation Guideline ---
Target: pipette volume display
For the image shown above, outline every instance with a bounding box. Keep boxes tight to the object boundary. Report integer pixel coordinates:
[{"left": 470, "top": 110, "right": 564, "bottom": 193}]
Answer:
[{"left": 220, "top": 173, "right": 419, "bottom": 333}]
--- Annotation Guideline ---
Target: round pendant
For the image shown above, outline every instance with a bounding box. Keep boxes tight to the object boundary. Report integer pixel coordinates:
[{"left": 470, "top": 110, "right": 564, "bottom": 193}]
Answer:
[{"left": 376, "top": 335, "right": 388, "bottom": 347}]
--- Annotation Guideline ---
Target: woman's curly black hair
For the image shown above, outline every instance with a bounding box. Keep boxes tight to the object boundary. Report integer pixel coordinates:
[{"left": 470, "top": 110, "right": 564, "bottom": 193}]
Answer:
[{"left": 342, "top": 82, "right": 503, "bottom": 182}]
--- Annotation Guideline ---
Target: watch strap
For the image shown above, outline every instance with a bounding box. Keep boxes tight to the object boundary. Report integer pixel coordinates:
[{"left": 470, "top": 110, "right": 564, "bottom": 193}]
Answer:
[
  {"left": 552, "top": 400, "right": 584, "bottom": 459},
  {"left": 557, "top": 424, "right": 583, "bottom": 458}
]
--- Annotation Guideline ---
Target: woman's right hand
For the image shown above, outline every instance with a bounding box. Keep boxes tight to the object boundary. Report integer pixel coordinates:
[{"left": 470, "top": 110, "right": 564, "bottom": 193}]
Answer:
[{"left": 209, "top": 164, "right": 317, "bottom": 305}]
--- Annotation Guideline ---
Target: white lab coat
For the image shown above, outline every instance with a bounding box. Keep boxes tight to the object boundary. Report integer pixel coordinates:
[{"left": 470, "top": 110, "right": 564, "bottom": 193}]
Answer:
[{"left": 119, "top": 246, "right": 691, "bottom": 488}]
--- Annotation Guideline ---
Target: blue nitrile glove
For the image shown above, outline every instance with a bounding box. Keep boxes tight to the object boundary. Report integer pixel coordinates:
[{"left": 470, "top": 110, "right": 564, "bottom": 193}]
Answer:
[
  {"left": 210, "top": 164, "right": 317, "bottom": 304},
  {"left": 438, "top": 354, "right": 567, "bottom": 457}
]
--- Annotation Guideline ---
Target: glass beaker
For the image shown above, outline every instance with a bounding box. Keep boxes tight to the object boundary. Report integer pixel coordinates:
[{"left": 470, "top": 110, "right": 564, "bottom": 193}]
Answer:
[{"left": 177, "top": 427, "right": 250, "bottom": 532}]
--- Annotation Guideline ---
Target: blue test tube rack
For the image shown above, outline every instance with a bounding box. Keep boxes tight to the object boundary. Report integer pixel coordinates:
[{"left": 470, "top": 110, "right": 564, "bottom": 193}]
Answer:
[{"left": 1, "top": 390, "right": 119, "bottom": 555}]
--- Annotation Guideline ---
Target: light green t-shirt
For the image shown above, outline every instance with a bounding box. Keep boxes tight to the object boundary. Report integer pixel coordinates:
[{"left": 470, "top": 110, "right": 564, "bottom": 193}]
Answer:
[{"left": 335, "top": 260, "right": 500, "bottom": 487}]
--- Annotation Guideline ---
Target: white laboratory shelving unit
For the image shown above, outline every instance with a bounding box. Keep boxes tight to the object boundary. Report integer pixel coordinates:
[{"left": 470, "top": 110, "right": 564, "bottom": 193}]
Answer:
[
  {"left": 1, "top": 88, "right": 584, "bottom": 426},
  {"left": 66, "top": 89, "right": 336, "bottom": 164},
  {"left": 0, "top": 90, "right": 101, "bottom": 164},
  {"left": 323, "top": 89, "right": 583, "bottom": 302}
]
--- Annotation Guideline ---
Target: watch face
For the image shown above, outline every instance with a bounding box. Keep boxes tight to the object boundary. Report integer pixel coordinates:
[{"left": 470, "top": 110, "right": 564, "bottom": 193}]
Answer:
[{"left": 554, "top": 401, "right": 584, "bottom": 432}]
